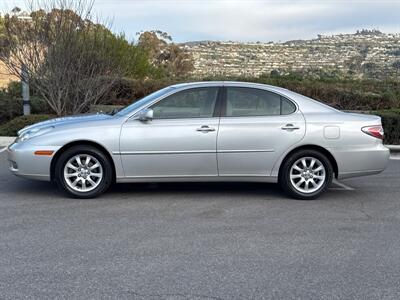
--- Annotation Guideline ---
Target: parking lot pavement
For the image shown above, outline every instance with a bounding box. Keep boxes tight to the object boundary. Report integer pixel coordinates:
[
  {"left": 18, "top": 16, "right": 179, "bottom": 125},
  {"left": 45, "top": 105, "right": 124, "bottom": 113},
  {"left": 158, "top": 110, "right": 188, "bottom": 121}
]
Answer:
[{"left": 0, "top": 151, "right": 400, "bottom": 300}]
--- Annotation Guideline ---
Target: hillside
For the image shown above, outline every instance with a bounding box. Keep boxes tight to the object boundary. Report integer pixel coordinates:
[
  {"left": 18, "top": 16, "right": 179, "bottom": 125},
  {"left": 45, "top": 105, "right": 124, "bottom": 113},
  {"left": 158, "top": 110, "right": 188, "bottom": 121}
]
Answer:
[{"left": 183, "top": 31, "right": 400, "bottom": 79}]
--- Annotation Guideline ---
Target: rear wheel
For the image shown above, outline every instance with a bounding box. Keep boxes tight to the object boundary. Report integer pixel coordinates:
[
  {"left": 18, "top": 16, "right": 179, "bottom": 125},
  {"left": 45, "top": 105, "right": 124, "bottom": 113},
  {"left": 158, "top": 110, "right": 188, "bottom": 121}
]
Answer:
[
  {"left": 55, "top": 146, "right": 113, "bottom": 198},
  {"left": 279, "top": 149, "right": 333, "bottom": 200}
]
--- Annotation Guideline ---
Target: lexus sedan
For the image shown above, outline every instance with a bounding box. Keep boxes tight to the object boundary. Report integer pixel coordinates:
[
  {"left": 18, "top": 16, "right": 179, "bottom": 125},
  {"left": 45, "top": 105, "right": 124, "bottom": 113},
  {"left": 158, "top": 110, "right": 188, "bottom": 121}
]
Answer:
[{"left": 7, "top": 81, "right": 390, "bottom": 199}]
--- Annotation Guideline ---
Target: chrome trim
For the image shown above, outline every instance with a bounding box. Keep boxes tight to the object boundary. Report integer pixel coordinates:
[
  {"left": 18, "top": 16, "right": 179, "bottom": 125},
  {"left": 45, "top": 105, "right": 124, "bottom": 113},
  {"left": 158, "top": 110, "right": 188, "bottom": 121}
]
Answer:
[
  {"left": 122, "top": 174, "right": 219, "bottom": 178},
  {"left": 116, "top": 175, "right": 278, "bottom": 183},
  {"left": 217, "top": 149, "right": 274, "bottom": 153},
  {"left": 113, "top": 149, "right": 275, "bottom": 155},
  {"left": 116, "top": 150, "right": 215, "bottom": 155}
]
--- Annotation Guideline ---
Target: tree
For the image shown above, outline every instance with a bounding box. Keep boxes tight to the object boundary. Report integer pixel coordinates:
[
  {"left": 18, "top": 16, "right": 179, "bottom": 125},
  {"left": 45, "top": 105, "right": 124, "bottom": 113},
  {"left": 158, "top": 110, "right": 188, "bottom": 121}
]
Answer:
[
  {"left": 0, "top": 14, "right": 4, "bottom": 40},
  {"left": 0, "top": 0, "right": 153, "bottom": 115},
  {"left": 137, "top": 30, "right": 194, "bottom": 78}
]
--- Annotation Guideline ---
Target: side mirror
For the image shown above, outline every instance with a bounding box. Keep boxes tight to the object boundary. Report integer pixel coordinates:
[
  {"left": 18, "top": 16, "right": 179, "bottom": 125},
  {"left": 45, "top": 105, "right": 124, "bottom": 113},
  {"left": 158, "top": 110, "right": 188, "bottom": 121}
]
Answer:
[{"left": 138, "top": 108, "right": 153, "bottom": 122}]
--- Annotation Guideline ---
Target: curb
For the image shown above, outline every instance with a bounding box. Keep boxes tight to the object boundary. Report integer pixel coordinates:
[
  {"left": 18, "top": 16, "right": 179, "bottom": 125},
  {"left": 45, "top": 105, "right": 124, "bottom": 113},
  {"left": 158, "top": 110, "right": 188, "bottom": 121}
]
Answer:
[
  {"left": 0, "top": 137, "right": 15, "bottom": 147},
  {"left": 386, "top": 145, "right": 400, "bottom": 153}
]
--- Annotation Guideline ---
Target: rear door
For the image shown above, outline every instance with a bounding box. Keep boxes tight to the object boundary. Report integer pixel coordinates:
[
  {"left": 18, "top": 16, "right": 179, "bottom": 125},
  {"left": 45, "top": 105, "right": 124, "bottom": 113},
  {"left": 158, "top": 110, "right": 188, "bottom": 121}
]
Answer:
[{"left": 217, "top": 86, "right": 305, "bottom": 176}]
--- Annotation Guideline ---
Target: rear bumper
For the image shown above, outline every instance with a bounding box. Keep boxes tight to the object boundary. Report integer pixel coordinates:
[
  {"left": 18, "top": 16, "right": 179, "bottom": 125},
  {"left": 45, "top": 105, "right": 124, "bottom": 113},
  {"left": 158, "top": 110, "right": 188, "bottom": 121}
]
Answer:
[
  {"left": 330, "top": 144, "right": 390, "bottom": 179},
  {"left": 7, "top": 142, "right": 60, "bottom": 181}
]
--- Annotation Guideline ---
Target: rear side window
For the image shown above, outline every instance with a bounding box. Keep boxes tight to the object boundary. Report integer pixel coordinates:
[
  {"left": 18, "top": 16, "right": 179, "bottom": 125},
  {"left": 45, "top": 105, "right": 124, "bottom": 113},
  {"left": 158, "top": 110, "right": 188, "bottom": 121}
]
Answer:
[
  {"left": 281, "top": 97, "right": 296, "bottom": 115},
  {"left": 225, "top": 87, "right": 296, "bottom": 117}
]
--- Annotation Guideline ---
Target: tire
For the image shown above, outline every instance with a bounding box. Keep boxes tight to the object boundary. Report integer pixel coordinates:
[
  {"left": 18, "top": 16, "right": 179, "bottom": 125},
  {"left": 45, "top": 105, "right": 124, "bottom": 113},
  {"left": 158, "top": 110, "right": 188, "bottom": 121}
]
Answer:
[
  {"left": 55, "top": 145, "right": 113, "bottom": 198},
  {"left": 279, "top": 149, "right": 333, "bottom": 200}
]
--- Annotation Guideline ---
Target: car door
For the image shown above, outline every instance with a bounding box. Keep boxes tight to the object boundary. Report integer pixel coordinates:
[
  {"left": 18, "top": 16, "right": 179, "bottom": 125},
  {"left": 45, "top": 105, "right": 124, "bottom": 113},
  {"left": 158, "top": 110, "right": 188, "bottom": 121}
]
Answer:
[
  {"left": 217, "top": 86, "right": 305, "bottom": 176},
  {"left": 120, "top": 87, "right": 221, "bottom": 178}
]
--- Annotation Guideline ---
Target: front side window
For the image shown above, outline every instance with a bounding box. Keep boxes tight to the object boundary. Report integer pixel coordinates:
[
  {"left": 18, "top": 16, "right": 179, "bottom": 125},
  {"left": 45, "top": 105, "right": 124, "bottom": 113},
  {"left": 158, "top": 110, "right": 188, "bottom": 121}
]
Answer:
[
  {"left": 225, "top": 87, "right": 296, "bottom": 117},
  {"left": 151, "top": 87, "right": 219, "bottom": 119}
]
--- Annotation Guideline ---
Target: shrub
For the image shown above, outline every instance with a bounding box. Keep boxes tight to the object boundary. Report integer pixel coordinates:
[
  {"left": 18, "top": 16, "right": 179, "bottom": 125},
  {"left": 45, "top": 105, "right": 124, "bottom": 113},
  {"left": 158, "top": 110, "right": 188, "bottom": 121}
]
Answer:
[
  {"left": 100, "top": 78, "right": 178, "bottom": 106},
  {"left": 373, "top": 109, "right": 400, "bottom": 145},
  {"left": 0, "top": 81, "right": 53, "bottom": 125},
  {"left": 0, "top": 114, "right": 54, "bottom": 136},
  {"left": 200, "top": 75, "right": 400, "bottom": 110}
]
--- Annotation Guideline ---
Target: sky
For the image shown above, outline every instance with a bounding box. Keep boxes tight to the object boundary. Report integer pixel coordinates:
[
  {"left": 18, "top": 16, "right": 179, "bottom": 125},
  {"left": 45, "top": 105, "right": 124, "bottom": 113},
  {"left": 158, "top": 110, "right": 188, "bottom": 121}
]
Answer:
[{"left": 1, "top": 0, "right": 400, "bottom": 43}]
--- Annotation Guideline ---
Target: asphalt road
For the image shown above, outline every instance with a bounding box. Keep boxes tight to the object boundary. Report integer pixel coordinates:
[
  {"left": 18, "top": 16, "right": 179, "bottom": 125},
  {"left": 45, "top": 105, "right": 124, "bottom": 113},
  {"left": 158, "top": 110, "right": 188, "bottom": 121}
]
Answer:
[{"left": 0, "top": 151, "right": 400, "bottom": 300}]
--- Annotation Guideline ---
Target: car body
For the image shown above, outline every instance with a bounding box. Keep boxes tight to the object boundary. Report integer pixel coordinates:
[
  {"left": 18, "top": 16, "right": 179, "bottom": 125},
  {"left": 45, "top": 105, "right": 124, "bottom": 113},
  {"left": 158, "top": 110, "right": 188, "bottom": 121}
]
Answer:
[{"left": 7, "top": 81, "right": 390, "bottom": 199}]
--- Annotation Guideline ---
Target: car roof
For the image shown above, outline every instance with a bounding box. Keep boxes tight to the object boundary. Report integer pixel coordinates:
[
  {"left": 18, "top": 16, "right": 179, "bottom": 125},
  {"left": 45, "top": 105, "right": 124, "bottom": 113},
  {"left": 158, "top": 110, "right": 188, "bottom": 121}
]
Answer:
[{"left": 170, "top": 81, "right": 289, "bottom": 93}]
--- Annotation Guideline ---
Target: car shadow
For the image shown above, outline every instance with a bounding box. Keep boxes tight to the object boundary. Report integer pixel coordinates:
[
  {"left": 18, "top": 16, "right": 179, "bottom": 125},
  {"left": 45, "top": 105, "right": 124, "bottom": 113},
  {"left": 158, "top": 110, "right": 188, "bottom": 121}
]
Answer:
[
  {"left": 108, "top": 181, "right": 285, "bottom": 198},
  {"left": 0, "top": 174, "right": 354, "bottom": 202}
]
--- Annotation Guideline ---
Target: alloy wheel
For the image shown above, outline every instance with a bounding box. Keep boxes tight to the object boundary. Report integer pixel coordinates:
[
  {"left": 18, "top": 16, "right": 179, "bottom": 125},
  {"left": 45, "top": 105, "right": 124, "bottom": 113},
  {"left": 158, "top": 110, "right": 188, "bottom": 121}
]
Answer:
[
  {"left": 289, "top": 156, "right": 326, "bottom": 194},
  {"left": 63, "top": 154, "right": 103, "bottom": 193}
]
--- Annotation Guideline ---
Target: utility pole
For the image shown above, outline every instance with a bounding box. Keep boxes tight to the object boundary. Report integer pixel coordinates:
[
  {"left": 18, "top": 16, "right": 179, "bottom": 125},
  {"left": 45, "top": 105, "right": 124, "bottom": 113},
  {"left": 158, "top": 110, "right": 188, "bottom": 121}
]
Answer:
[{"left": 21, "top": 64, "right": 30, "bottom": 115}]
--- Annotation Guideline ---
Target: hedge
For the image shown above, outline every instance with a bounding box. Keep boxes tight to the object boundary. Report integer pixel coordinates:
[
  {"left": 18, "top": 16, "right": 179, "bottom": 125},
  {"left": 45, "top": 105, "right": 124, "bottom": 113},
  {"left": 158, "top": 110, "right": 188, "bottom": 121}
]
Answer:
[
  {"left": 0, "top": 114, "right": 54, "bottom": 136},
  {"left": 0, "top": 82, "right": 53, "bottom": 125},
  {"left": 374, "top": 109, "right": 400, "bottom": 145}
]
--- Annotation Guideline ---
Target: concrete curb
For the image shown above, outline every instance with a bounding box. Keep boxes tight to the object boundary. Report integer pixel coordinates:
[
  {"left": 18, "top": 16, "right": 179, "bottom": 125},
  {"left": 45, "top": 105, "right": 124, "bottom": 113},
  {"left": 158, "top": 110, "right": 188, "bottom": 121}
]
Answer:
[
  {"left": 0, "top": 137, "right": 15, "bottom": 147},
  {"left": 386, "top": 145, "right": 400, "bottom": 153}
]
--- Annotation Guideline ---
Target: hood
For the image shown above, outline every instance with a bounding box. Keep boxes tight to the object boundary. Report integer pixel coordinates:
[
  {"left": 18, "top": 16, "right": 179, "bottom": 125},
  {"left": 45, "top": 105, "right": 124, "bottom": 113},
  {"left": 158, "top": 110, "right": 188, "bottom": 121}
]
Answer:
[{"left": 18, "top": 113, "right": 112, "bottom": 136}]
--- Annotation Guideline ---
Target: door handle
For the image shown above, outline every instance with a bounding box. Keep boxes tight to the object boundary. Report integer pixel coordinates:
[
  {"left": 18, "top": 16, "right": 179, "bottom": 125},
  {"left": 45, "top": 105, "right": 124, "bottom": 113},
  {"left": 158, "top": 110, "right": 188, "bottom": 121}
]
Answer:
[
  {"left": 196, "top": 125, "right": 215, "bottom": 132},
  {"left": 281, "top": 124, "right": 300, "bottom": 131}
]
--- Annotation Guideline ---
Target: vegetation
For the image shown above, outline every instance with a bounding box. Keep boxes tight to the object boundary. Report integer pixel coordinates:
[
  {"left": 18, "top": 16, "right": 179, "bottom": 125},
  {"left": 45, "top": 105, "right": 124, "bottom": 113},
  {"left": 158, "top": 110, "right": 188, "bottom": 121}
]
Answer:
[
  {"left": 100, "top": 74, "right": 400, "bottom": 111},
  {"left": 373, "top": 109, "right": 400, "bottom": 145},
  {"left": 0, "top": 82, "right": 52, "bottom": 125},
  {"left": 0, "top": 114, "right": 54, "bottom": 136},
  {"left": 137, "top": 30, "right": 194, "bottom": 78},
  {"left": 0, "top": 1, "right": 158, "bottom": 116},
  {"left": 233, "top": 74, "right": 400, "bottom": 110}
]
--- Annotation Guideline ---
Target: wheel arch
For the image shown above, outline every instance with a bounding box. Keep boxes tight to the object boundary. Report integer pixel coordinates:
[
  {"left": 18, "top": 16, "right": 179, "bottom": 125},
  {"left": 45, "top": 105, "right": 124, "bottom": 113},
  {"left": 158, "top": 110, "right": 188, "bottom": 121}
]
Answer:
[
  {"left": 50, "top": 140, "right": 116, "bottom": 182},
  {"left": 278, "top": 145, "right": 339, "bottom": 180}
]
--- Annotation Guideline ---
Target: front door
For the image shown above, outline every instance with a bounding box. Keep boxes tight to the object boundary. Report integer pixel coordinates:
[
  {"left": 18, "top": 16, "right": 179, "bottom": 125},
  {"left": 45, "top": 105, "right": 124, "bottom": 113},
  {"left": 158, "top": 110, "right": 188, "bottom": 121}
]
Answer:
[
  {"left": 120, "top": 87, "right": 221, "bottom": 178},
  {"left": 217, "top": 86, "right": 306, "bottom": 176}
]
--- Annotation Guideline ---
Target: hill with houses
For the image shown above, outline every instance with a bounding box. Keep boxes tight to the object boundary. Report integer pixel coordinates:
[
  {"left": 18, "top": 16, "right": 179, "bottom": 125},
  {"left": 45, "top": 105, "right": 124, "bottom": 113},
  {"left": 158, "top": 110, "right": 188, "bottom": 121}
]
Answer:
[{"left": 182, "top": 30, "right": 400, "bottom": 79}]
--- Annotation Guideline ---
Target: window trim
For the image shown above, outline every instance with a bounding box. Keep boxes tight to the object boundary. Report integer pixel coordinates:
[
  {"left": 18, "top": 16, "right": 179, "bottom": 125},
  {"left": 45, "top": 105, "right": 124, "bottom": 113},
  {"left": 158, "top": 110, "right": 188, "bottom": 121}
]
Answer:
[
  {"left": 149, "top": 87, "right": 223, "bottom": 120},
  {"left": 220, "top": 86, "right": 298, "bottom": 118}
]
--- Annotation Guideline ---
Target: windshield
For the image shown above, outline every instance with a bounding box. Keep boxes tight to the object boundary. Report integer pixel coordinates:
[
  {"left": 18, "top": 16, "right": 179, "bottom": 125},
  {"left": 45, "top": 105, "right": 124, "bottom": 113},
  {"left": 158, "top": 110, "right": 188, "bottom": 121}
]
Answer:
[{"left": 114, "top": 87, "right": 174, "bottom": 116}]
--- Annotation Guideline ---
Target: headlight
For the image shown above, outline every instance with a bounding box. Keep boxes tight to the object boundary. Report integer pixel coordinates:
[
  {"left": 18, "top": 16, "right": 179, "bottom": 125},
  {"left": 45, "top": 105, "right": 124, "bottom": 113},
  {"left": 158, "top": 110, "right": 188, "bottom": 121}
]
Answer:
[{"left": 16, "top": 126, "right": 54, "bottom": 143}]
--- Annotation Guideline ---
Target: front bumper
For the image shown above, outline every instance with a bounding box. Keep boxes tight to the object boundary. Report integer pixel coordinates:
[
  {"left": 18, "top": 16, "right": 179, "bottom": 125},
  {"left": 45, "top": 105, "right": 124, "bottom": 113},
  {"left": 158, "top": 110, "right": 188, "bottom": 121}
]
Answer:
[{"left": 7, "top": 142, "right": 61, "bottom": 181}]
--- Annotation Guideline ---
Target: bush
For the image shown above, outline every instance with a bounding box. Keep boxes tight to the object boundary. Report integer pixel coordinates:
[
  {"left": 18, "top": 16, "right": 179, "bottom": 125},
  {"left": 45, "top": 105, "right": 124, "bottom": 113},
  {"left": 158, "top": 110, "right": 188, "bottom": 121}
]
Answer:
[
  {"left": 201, "top": 75, "right": 400, "bottom": 110},
  {"left": 0, "top": 81, "right": 52, "bottom": 125},
  {"left": 89, "top": 104, "right": 123, "bottom": 113},
  {"left": 100, "top": 77, "right": 178, "bottom": 106},
  {"left": 373, "top": 109, "right": 400, "bottom": 145},
  {"left": 0, "top": 114, "right": 54, "bottom": 136}
]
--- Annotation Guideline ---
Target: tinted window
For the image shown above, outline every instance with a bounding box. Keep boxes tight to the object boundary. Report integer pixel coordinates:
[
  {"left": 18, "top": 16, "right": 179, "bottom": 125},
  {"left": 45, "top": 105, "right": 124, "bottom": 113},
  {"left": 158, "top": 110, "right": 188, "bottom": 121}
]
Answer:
[
  {"left": 225, "top": 87, "right": 296, "bottom": 117},
  {"left": 281, "top": 97, "right": 296, "bottom": 115},
  {"left": 151, "top": 88, "right": 218, "bottom": 119}
]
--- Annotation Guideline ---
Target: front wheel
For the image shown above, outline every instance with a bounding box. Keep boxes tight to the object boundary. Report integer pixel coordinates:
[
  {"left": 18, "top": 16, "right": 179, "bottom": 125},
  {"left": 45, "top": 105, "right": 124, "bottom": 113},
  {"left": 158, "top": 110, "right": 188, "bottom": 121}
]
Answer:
[
  {"left": 55, "top": 146, "right": 113, "bottom": 198},
  {"left": 279, "top": 150, "right": 333, "bottom": 200}
]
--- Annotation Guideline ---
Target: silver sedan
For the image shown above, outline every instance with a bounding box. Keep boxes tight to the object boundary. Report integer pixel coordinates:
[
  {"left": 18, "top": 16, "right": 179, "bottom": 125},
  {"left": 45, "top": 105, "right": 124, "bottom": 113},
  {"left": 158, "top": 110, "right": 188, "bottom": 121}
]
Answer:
[{"left": 7, "top": 81, "right": 390, "bottom": 199}]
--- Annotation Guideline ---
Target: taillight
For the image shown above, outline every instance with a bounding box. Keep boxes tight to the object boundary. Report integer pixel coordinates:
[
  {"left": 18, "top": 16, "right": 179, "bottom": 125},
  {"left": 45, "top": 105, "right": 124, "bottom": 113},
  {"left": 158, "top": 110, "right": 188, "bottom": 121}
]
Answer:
[{"left": 362, "top": 125, "right": 384, "bottom": 140}]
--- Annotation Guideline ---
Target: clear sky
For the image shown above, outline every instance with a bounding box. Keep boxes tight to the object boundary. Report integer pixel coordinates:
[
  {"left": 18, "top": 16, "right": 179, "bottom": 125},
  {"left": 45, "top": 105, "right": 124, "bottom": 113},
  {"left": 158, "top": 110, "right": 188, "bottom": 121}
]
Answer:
[{"left": 1, "top": 0, "right": 399, "bottom": 43}]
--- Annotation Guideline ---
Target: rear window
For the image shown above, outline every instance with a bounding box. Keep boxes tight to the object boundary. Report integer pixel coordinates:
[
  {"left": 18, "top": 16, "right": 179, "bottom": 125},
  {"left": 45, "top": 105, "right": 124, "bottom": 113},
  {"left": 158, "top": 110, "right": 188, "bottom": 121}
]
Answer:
[{"left": 225, "top": 87, "right": 296, "bottom": 117}]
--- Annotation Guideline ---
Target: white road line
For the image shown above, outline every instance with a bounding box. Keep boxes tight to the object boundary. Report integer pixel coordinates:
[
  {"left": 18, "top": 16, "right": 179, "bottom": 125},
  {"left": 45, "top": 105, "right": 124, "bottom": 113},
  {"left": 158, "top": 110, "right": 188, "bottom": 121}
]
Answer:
[
  {"left": 390, "top": 157, "right": 400, "bottom": 160},
  {"left": 0, "top": 148, "right": 6, "bottom": 154},
  {"left": 331, "top": 179, "right": 355, "bottom": 191}
]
